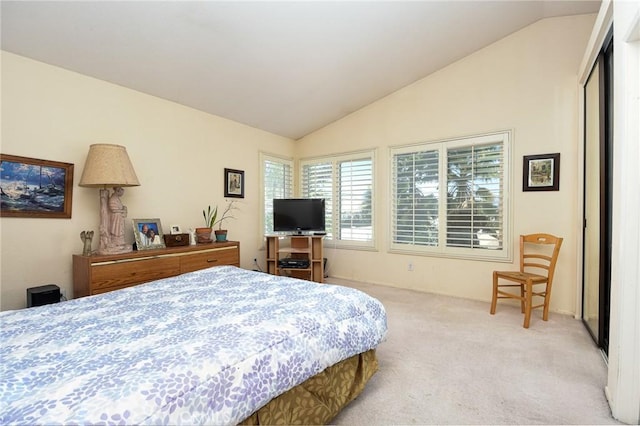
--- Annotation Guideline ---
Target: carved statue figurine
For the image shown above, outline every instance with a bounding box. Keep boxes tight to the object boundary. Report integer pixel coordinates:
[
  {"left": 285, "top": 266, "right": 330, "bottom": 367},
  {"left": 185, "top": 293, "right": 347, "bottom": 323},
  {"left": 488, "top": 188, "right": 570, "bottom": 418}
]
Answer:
[
  {"left": 80, "top": 230, "right": 94, "bottom": 256},
  {"left": 108, "top": 186, "right": 127, "bottom": 249},
  {"left": 96, "top": 186, "right": 132, "bottom": 255}
]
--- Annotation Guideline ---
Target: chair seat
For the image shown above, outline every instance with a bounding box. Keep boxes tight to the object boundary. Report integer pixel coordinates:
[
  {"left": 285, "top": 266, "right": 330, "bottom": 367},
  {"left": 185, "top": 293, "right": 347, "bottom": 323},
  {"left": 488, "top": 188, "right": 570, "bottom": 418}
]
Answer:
[{"left": 495, "top": 271, "right": 548, "bottom": 283}]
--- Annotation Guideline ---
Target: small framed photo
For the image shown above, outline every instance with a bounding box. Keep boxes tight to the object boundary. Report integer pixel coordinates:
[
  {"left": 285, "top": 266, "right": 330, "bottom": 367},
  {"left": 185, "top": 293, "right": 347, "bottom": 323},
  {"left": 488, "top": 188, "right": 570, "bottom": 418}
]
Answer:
[
  {"left": 170, "top": 224, "right": 182, "bottom": 235},
  {"left": 224, "top": 168, "right": 244, "bottom": 198},
  {"left": 133, "top": 218, "right": 166, "bottom": 250},
  {"left": 0, "top": 153, "right": 74, "bottom": 218},
  {"left": 523, "top": 153, "right": 560, "bottom": 192}
]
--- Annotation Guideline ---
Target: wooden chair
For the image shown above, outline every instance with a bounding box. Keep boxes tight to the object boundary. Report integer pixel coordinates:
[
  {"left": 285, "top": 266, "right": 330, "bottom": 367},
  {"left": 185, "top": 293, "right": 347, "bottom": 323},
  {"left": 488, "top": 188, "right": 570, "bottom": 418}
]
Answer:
[{"left": 490, "top": 233, "right": 563, "bottom": 328}]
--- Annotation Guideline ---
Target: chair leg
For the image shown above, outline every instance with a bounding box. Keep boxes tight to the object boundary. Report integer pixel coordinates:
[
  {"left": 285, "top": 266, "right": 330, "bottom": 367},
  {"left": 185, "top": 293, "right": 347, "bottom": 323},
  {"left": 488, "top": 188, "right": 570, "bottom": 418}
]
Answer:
[
  {"left": 542, "top": 282, "right": 551, "bottom": 321},
  {"left": 523, "top": 280, "right": 533, "bottom": 328},
  {"left": 520, "top": 284, "right": 525, "bottom": 313},
  {"left": 490, "top": 272, "right": 498, "bottom": 314}
]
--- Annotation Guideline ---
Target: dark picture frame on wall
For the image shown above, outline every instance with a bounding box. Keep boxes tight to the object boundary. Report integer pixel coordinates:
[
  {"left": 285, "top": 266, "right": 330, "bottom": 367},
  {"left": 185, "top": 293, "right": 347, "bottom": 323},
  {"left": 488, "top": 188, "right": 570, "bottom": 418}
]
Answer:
[
  {"left": 224, "top": 168, "right": 244, "bottom": 198},
  {"left": 523, "top": 153, "right": 560, "bottom": 192},
  {"left": 0, "top": 153, "right": 74, "bottom": 218}
]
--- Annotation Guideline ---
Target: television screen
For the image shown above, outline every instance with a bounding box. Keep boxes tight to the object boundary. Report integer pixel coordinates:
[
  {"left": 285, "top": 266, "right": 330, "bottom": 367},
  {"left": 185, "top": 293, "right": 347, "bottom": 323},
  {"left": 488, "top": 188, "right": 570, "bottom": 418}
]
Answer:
[{"left": 273, "top": 198, "right": 325, "bottom": 234}]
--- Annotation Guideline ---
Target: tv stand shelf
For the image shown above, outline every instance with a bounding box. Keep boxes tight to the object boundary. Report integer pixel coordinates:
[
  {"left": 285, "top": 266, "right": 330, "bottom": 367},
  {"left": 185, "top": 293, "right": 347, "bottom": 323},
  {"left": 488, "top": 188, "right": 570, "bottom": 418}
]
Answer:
[{"left": 265, "top": 235, "right": 324, "bottom": 283}]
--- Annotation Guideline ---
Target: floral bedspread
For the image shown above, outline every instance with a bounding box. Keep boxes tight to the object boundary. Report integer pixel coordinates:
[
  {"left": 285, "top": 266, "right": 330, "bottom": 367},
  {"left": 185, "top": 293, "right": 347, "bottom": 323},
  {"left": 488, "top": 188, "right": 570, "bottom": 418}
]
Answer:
[{"left": 0, "top": 266, "right": 387, "bottom": 425}]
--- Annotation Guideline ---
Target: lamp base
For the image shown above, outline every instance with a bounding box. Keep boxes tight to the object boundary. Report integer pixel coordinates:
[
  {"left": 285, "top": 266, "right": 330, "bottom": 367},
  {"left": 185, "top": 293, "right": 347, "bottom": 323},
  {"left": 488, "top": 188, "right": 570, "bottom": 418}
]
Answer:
[
  {"left": 96, "top": 187, "right": 132, "bottom": 256},
  {"left": 97, "top": 244, "right": 133, "bottom": 256}
]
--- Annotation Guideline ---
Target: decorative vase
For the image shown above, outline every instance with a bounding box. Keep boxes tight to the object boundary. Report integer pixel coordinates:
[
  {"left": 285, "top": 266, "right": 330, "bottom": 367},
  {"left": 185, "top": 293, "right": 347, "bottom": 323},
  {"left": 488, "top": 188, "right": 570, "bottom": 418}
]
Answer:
[
  {"left": 214, "top": 229, "right": 228, "bottom": 242},
  {"left": 195, "top": 227, "right": 212, "bottom": 243}
]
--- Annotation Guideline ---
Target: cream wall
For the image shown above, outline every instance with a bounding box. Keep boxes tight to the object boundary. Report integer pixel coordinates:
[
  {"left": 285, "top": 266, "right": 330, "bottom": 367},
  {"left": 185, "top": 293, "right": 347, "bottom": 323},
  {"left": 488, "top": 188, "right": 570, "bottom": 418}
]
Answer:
[
  {"left": 296, "top": 14, "right": 596, "bottom": 315},
  {"left": 1, "top": 14, "right": 595, "bottom": 315},
  {"left": 0, "top": 51, "right": 294, "bottom": 311}
]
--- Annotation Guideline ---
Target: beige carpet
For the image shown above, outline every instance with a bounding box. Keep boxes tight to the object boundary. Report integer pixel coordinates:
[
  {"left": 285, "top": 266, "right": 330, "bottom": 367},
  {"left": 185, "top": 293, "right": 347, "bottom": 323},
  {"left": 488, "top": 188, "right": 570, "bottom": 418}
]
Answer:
[{"left": 328, "top": 278, "right": 620, "bottom": 425}]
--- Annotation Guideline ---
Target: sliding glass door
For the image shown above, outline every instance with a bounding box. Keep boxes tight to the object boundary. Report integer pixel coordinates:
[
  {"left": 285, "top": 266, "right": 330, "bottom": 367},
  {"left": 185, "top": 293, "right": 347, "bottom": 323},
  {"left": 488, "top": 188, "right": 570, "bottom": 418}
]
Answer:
[{"left": 582, "top": 34, "right": 613, "bottom": 353}]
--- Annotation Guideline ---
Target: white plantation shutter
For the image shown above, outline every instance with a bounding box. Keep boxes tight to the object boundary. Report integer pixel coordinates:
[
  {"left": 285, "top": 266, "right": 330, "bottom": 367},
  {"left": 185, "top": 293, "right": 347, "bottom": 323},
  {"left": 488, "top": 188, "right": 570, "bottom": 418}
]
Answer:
[
  {"left": 339, "top": 158, "right": 373, "bottom": 242},
  {"left": 262, "top": 154, "right": 293, "bottom": 235},
  {"left": 301, "top": 161, "right": 332, "bottom": 198},
  {"left": 392, "top": 148, "right": 440, "bottom": 246},
  {"left": 390, "top": 131, "right": 510, "bottom": 261},
  {"left": 301, "top": 151, "right": 375, "bottom": 246},
  {"left": 301, "top": 161, "right": 333, "bottom": 237},
  {"left": 446, "top": 143, "right": 504, "bottom": 249}
]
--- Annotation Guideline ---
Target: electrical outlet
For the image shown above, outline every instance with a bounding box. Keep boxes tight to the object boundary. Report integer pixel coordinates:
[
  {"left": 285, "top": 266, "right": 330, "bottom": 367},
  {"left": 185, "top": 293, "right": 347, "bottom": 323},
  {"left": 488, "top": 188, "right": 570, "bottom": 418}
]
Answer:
[{"left": 408, "top": 262, "right": 414, "bottom": 272}]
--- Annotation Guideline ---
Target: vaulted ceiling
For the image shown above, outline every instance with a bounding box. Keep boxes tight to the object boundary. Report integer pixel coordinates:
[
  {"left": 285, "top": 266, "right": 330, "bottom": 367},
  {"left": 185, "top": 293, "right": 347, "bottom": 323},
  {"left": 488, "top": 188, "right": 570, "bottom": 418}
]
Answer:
[{"left": 1, "top": 1, "right": 600, "bottom": 140}]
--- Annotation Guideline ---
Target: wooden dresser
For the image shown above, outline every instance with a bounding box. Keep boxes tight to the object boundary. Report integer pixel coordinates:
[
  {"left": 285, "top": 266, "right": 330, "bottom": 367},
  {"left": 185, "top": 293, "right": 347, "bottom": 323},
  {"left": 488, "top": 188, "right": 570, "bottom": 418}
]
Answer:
[{"left": 73, "top": 241, "right": 240, "bottom": 298}]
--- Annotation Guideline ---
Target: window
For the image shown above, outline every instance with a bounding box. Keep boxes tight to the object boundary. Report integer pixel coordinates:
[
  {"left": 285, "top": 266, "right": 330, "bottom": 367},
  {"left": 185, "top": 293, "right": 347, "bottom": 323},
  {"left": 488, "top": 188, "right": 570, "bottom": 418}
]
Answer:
[
  {"left": 261, "top": 153, "right": 293, "bottom": 235},
  {"left": 301, "top": 150, "right": 375, "bottom": 247},
  {"left": 390, "top": 131, "right": 510, "bottom": 260}
]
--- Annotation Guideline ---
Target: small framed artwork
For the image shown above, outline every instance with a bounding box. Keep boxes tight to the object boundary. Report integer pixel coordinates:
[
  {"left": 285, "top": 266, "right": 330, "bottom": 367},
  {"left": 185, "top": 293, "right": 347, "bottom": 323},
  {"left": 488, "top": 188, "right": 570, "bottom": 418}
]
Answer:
[
  {"left": 133, "top": 218, "right": 166, "bottom": 250},
  {"left": 224, "top": 168, "right": 244, "bottom": 198},
  {"left": 170, "top": 224, "right": 182, "bottom": 234},
  {"left": 0, "top": 154, "right": 74, "bottom": 218},
  {"left": 523, "top": 153, "right": 560, "bottom": 192}
]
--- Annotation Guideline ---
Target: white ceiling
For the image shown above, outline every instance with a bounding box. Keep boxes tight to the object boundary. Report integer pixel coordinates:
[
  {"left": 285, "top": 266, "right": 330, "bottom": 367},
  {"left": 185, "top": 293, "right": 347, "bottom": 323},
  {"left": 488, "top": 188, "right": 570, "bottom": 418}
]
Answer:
[{"left": 1, "top": 1, "right": 600, "bottom": 140}]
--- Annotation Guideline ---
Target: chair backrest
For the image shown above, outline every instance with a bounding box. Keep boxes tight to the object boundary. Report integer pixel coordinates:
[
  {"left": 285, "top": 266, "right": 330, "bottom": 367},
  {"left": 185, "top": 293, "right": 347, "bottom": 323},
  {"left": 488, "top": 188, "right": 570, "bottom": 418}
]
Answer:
[{"left": 519, "top": 234, "right": 563, "bottom": 283}]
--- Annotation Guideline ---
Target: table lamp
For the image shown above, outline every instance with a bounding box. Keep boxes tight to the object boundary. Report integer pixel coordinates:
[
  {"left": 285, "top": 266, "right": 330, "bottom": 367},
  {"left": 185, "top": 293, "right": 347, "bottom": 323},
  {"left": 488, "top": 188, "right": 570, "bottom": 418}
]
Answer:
[{"left": 79, "top": 144, "right": 140, "bottom": 255}]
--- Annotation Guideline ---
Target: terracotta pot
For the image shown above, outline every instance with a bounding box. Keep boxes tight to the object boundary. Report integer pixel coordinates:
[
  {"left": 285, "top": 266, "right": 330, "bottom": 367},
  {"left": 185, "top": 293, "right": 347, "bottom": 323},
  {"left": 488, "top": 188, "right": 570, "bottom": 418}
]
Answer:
[
  {"left": 214, "top": 229, "right": 228, "bottom": 242},
  {"left": 195, "top": 227, "right": 212, "bottom": 243}
]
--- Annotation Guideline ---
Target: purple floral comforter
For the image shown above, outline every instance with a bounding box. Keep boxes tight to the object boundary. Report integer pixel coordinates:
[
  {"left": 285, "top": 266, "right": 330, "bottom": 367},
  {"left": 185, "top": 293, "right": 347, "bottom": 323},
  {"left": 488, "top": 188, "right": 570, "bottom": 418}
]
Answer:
[{"left": 0, "top": 266, "right": 387, "bottom": 425}]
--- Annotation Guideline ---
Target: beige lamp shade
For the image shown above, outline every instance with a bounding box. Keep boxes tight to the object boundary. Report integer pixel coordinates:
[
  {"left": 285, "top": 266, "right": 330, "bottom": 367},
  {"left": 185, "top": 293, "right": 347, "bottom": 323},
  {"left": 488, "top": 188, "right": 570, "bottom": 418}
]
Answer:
[{"left": 79, "top": 144, "right": 140, "bottom": 187}]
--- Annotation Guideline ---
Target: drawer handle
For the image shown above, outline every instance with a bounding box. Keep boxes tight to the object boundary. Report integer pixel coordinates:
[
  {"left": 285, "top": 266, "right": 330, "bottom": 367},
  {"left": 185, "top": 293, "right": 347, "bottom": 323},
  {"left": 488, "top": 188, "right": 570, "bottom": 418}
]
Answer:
[{"left": 207, "top": 259, "right": 218, "bottom": 263}]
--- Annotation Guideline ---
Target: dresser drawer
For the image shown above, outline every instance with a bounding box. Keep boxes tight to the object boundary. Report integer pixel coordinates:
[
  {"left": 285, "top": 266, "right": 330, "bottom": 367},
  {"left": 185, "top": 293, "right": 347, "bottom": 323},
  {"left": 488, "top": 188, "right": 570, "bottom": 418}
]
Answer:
[
  {"left": 91, "top": 257, "right": 181, "bottom": 293},
  {"left": 73, "top": 241, "right": 240, "bottom": 298},
  {"left": 180, "top": 246, "right": 239, "bottom": 273}
]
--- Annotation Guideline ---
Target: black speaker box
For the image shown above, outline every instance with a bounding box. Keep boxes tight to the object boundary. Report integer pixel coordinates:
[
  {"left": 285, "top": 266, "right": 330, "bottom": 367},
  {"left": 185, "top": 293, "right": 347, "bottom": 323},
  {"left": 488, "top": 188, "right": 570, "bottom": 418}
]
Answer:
[{"left": 27, "top": 284, "right": 61, "bottom": 307}]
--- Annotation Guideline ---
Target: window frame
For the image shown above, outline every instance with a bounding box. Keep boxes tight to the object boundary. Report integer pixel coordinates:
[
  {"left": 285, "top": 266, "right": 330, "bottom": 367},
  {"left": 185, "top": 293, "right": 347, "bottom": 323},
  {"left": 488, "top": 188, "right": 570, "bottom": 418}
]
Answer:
[
  {"left": 389, "top": 131, "right": 512, "bottom": 262},
  {"left": 300, "top": 149, "right": 376, "bottom": 250}
]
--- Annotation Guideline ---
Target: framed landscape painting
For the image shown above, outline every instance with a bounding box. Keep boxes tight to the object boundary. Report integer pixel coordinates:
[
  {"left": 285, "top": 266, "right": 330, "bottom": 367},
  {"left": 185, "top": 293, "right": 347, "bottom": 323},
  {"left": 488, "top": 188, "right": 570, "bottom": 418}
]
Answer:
[{"left": 0, "top": 154, "right": 74, "bottom": 218}]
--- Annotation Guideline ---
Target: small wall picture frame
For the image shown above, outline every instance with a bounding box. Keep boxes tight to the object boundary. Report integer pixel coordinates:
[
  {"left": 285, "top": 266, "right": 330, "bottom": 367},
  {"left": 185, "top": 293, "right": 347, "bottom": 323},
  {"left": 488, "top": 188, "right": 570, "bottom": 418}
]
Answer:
[
  {"left": 170, "top": 224, "right": 182, "bottom": 235},
  {"left": 133, "top": 218, "right": 166, "bottom": 250},
  {"left": 224, "top": 168, "right": 244, "bottom": 198},
  {"left": 523, "top": 153, "right": 560, "bottom": 192}
]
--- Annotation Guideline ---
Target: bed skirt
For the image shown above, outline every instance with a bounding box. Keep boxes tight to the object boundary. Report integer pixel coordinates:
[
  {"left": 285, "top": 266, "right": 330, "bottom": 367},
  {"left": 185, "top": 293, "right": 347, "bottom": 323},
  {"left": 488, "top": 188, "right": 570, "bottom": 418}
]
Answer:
[{"left": 239, "top": 349, "right": 378, "bottom": 425}]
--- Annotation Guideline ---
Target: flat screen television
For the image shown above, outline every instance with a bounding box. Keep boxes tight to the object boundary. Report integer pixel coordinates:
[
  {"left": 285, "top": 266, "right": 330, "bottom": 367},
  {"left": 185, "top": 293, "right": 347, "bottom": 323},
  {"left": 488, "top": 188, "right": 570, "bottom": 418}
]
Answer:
[{"left": 273, "top": 198, "right": 326, "bottom": 234}]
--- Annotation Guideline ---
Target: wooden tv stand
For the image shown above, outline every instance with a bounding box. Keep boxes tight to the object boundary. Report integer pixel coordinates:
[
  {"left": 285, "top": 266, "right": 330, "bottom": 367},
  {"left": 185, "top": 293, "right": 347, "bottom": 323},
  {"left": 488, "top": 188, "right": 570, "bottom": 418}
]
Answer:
[{"left": 265, "top": 235, "right": 324, "bottom": 283}]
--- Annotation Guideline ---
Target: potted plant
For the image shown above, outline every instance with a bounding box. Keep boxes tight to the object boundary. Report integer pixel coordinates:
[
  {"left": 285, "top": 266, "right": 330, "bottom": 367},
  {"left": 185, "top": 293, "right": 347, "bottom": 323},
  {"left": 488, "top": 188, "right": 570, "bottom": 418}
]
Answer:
[
  {"left": 195, "top": 205, "right": 217, "bottom": 243},
  {"left": 213, "top": 200, "right": 238, "bottom": 242},
  {"left": 196, "top": 201, "right": 238, "bottom": 244}
]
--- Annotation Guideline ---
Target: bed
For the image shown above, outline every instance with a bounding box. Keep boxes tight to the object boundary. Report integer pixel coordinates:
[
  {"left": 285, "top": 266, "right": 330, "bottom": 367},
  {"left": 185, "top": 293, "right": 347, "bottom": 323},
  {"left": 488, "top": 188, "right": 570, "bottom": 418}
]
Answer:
[{"left": 0, "top": 265, "right": 387, "bottom": 425}]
